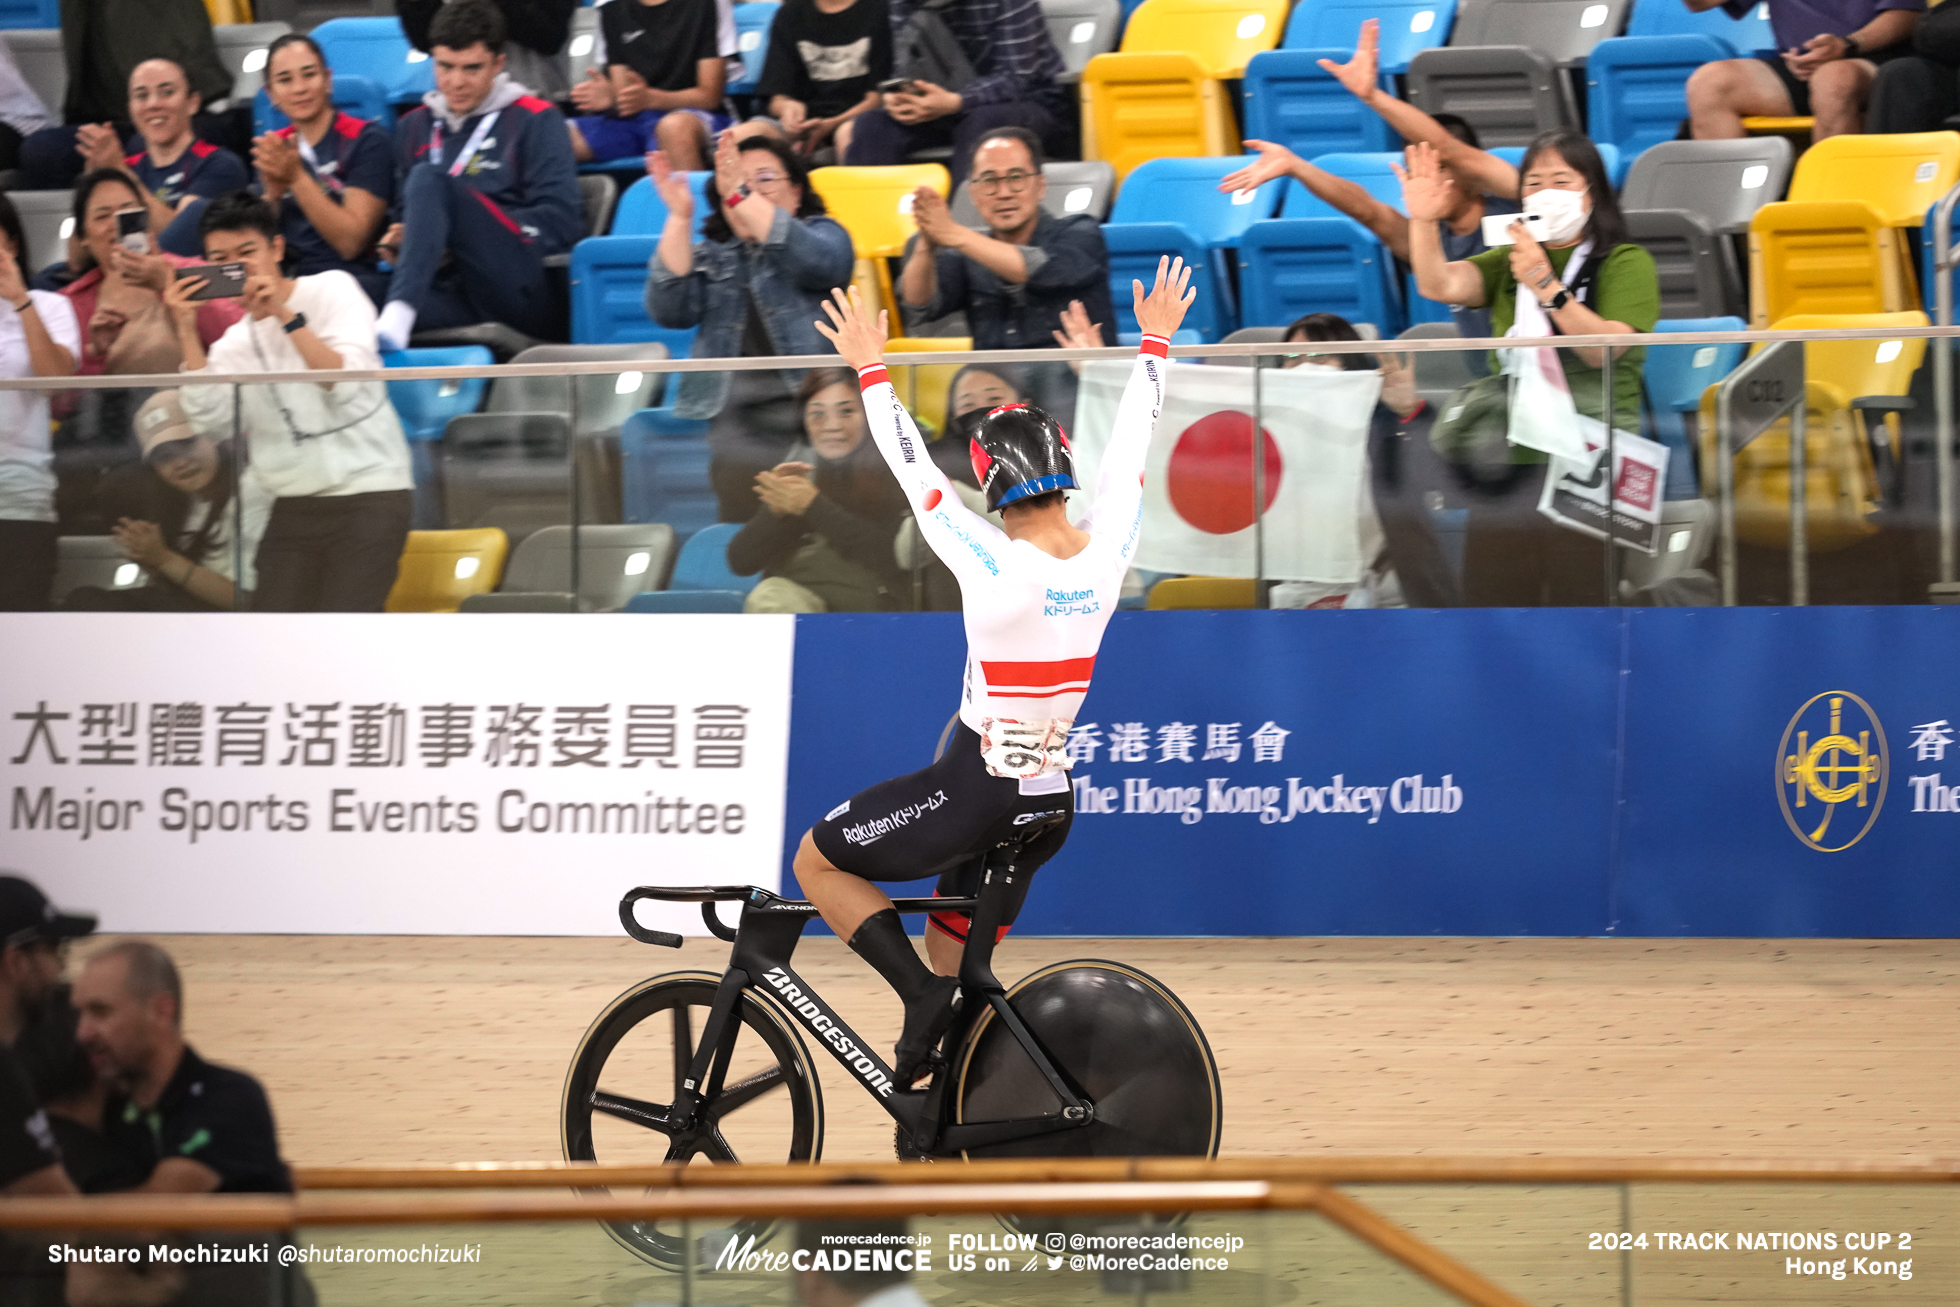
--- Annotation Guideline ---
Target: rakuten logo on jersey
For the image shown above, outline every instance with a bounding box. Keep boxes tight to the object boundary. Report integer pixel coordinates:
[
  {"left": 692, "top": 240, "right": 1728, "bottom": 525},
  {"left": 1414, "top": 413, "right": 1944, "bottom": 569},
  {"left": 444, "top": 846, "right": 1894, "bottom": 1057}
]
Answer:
[{"left": 1071, "top": 773, "right": 1464, "bottom": 825}]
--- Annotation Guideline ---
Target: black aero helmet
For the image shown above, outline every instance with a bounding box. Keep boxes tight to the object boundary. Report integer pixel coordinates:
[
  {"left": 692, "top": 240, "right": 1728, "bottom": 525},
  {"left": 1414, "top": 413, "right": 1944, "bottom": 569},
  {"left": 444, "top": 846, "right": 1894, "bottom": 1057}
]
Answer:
[{"left": 969, "top": 402, "right": 1075, "bottom": 511}]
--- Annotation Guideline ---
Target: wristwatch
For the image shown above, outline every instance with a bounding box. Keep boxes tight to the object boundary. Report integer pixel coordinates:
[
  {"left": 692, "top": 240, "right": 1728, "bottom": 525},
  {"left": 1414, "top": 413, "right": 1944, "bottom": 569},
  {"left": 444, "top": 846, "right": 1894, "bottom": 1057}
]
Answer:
[
  {"left": 1842, "top": 34, "right": 1862, "bottom": 57},
  {"left": 726, "top": 184, "right": 752, "bottom": 207},
  {"left": 281, "top": 311, "right": 307, "bottom": 334},
  {"left": 1542, "top": 285, "right": 1571, "bottom": 311}
]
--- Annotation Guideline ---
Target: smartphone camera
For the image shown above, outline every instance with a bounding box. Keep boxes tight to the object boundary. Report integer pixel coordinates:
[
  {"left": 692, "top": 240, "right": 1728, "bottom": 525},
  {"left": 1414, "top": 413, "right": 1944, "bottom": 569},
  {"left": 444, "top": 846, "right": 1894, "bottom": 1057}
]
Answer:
[{"left": 115, "top": 209, "right": 149, "bottom": 256}]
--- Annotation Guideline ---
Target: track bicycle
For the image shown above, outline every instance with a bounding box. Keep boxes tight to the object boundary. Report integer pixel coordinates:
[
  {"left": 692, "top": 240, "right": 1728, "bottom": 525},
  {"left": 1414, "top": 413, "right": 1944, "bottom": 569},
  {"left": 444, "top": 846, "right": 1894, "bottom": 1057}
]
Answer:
[{"left": 561, "top": 816, "right": 1223, "bottom": 1269}]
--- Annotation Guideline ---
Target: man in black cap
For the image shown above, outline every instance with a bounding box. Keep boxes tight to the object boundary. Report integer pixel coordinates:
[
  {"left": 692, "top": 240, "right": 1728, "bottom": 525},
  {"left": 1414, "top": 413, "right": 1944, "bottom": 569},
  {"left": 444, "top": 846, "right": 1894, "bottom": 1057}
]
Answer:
[
  {"left": 0, "top": 874, "right": 85, "bottom": 1195},
  {"left": 74, "top": 939, "right": 292, "bottom": 1194}
]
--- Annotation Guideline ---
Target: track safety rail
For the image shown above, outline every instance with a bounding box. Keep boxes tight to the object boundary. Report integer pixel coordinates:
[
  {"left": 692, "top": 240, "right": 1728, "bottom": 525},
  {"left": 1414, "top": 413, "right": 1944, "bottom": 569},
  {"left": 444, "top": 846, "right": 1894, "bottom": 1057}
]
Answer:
[{"left": 1933, "top": 178, "right": 1960, "bottom": 594}]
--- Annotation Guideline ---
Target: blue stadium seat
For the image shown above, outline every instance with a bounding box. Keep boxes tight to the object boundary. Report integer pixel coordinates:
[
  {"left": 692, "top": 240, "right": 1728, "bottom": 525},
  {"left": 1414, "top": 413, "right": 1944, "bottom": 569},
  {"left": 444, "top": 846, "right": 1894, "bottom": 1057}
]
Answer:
[
  {"left": 727, "top": 1, "right": 780, "bottom": 95},
  {"left": 610, "top": 172, "right": 715, "bottom": 236},
  {"left": 311, "top": 17, "right": 432, "bottom": 103},
  {"left": 252, "top": 74, "right": 395, "bottom": 135},
  {"left": 384, "top": 346, "right": 492, "bottom": 527},
  {"left": 1242, "top": 50, "right": 1397, "bottom": 159},
  {"left": 623, "top": 589, "right": 749, "bottom": 612},
  {"left": 1278, "top": 151, "right": 1405, "bottom": 215},
  {"left": 569, "top": 236, "right": 700, "bottom": 354},
  {"left": 1237, "top": 218, "right": 1402, "bottom": 333},
  {"left": 1585, "top": 34, "right": 1732, "bottom": 157},
  {"left": 669, "top": 522, "right": 760, "bottom": 593},
  {"left": 1101, "top": 157, "right": 1283, "bottom": 341},
  {"left": 1625, "top": 0, "right": 1771, "bottom": 49},
  {"left": 0, "top": 0, "right": 57, "bottom": 28},
  {"left": 1280, "top": 0, "right": 1456, "bottom": 74},
  {"left": 1644, "top": 316, "right": 1745, "bottom": 497},
  {"left": 1490, "top": 143, "right": 1626, "bottom": 189},
  {"left": 620, "top": 406, "right": 718, "bottom": 537},
  {"left": 1103, "top": 225, "right": 1234, "bottom": 341}
]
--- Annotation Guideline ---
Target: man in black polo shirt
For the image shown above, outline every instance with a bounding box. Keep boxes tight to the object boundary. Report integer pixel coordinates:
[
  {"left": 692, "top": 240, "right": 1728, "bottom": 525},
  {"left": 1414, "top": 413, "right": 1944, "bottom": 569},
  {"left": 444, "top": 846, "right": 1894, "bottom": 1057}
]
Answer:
[
  {"left": 0, "top": 876, "right": 85, "bottom": 1197},
  {"left": 73, "top": 939, "right": 291, "bottom": 1194}
]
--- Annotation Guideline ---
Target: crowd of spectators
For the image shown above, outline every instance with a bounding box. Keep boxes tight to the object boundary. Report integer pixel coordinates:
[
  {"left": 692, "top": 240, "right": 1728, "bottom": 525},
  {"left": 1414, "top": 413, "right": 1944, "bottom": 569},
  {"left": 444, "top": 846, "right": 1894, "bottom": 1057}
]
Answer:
[{"left": 5, "top": 0, "right": 1950, "bottom": 614}]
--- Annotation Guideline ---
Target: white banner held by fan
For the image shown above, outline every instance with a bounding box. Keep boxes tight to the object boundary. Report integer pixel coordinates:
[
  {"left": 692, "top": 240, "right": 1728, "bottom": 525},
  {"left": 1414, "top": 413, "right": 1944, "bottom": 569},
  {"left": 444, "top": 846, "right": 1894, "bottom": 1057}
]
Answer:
[
  {"left": 1537, "top": 416, "right": 1671, "bottom": 555},
  {"left": 1070, "top": 360, "right": 1379, "bottom": 583},
  {"left": 2, "top": 614, "right": 794, "bottom": 936}
]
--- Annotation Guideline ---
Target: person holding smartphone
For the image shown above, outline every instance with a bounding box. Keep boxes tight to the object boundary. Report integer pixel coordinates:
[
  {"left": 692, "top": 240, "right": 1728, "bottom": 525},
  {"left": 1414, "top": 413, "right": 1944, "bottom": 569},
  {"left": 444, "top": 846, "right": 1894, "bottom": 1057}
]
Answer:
[
  {"left": 751, "top": 0, "right": 891, "bottom": 160},
  {"left": 164, "top": 191, "right": 412, "bottom": 613},
  {"left": 0, "top": 193, "right": 81, "bottom": 610}
]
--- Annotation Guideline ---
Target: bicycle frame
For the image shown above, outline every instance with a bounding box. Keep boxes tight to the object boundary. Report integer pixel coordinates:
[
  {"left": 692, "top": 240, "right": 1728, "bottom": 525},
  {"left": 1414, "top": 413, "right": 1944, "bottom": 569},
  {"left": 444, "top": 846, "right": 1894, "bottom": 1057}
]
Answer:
[{"left": 616, "top": 839, "right": 1095, "bottom": 1157}]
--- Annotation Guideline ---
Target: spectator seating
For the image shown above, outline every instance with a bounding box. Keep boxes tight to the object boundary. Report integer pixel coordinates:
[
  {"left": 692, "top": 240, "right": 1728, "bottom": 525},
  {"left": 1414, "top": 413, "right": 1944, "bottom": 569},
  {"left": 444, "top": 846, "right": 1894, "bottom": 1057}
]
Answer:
[
  {"left": 1237, "top": 152, "right": 1408, "bottom": 335},
  {"left": 383, "top": 528, "right": 509, "bottom": 612},
  {"left": 311, "top": 17, "right": 431, "bottom": 104},
  {"left": 807, "top": 163, "right": 951, "bottom": 336},
  {"left": 611, "top": 172, "right": 714, "bottom": 236},
  {"left": 1080, "top": 0, "right": 1287, "bottom": 179},
  {"left": 727, "top": 1, "right": 778, "bottom": 97},
  {"left": 558, "top": 4, "right": 598, "bottom": 100},
  {"left": 1405, "top": 0, "right": 1632, "bottom": 145},
  {"left": 213, "top": 21, "right": 292, "bottom": 103},
  {"left": 623, "top": 520, "right": 759, "bottom": 610},
  {"left": 493, "top": 342, "right": 665, "bottom": 437},
  {"left": 948, "top": 160, "right": 1117, "bottom": 227},
  {"left": 1585, "top": 0, "right": 1773, "bottom": 155},
  {"left": 1699, "top": 312, "right": 1926, "bottom": 550},
  {"left": 1146, "top": 576, "right": 1258, "bottom": 608},
  {"left": 1041, "top": 0, "right": 1123, "bottom": 82},
  {"left": 50, "top": 536, "right": 143, "bottom": 606},
  {"left": 0, "top": 0, "right": 55, "bottom": 30},
  {"left": 576, "top": 174, "right": 619, "bottom": 241},
  {"left": 620, "top": 406, "right": 717, "bottom": 538},
  {"left": 1101, "top": 155, "right": 1283, "bottom": 342},
  {"left": 385, "top": 345, "right": 495, "bottom": 526},
  {"left": 1617, "top": 496, "right": 1715, "bottom": 597},
  {"left": 623, "top": 587, "right": 747, "bottom": 611},
  {"left": 1625, "top": 0, "right": 1770, "bottom": 47},
  {"left": 1, "top": 28, "right": 62, "bottom": 120},
  {"left": 439, "top": 411, "right": 576, "bottom": 544},
  {"left": 1241, "top": 50, "right": 1398, "bottom": 160},
  {"left": 1643, "top": 316, "right": 1744, "bottom": 497},
  {"left": 1202, "top": 323, "right": 1285, "bottom": 365},
  {"left": 1280, "top": 0, "right": 1456, "bottom": 74},
  {"left": 885, "top": 335, "right": 974, "bottom": 433},
  {"left": 568, "top": 174, "right": 709, "bottom": 353},
  {"left": 1397, "top": 321, "right": 1483, "bottom": 403},
  {"left": 1747, "top": 132, "right": 1960, "bottom": 327},
  {"left": 1618, "top": 137, "right": 1792, "bottom": 235},
  {"left": 1629, "top": 209, "right": 1742, "bottom": 318},
  {"left": 1486, "top": 142, "right": 1624, "bottom": 188},
  {"left": 11, "top": 189, "right": 71, "bottom": 274},
  {"left": 457, "top": 522, "right": 678, "bottom": 611},
  {"left": 252, "top": 72, "right": 394, "bottom": 133}
]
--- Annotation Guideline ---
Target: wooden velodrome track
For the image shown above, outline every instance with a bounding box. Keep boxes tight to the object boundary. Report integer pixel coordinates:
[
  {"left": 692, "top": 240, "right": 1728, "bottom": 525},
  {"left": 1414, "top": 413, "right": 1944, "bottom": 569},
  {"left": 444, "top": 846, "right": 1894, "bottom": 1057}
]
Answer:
[{"left": 123, "top": 933, "right": 1957, "bottom": 1304}]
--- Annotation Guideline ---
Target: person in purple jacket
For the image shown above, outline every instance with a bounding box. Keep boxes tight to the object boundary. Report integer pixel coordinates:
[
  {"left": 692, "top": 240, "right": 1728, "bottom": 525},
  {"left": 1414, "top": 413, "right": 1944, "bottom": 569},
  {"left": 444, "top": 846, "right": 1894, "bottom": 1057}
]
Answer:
[
  {"left": 374, "top": 0, "right": 582, "bottom": 350},
  {"left": 1683, "top": 0, "right": 1922, "bottom": 140}
]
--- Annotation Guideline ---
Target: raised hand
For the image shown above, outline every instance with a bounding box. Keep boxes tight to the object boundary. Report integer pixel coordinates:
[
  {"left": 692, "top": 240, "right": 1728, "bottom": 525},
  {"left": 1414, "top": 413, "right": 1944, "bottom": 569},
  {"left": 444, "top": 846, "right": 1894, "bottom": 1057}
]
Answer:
[
  {"left": 1392, "top": 141, "right": 1455, "bottom": 223},
  {"left": 813, "top": 285, "right": 889, "bottom": 370},
  {"left": 648, "top": 150, "right": 695, "bottom": 219},
  {"left": 1131, "top": 255, "right": 1196, "bottom": 340},
  {"left": 1317, "top": 18, "right": 1381, "bottom": 100},
  {"left": 159, "top": 272, "right": 203, "bottom": 326},
  {"left": 1218, "top": 139, "right": 1298, "bottom": 196}
]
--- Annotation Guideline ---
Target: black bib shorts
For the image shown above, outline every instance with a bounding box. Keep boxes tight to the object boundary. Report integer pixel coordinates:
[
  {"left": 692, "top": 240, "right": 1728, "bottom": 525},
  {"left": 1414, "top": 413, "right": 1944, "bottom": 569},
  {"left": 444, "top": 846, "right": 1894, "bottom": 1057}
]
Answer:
[{"left": 811, "top": 723, "right": 1075, "bottom": 943}]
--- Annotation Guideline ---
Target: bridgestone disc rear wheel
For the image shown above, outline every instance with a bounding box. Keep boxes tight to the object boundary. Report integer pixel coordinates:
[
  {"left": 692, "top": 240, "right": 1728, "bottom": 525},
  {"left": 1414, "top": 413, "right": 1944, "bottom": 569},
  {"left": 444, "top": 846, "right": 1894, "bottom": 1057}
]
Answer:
[
  {"left": 953, "top": 960, "right": 1222, "bottom": 1160},
  {"left": 562, "top": 972, "right": 824, "bottom": 1269}
]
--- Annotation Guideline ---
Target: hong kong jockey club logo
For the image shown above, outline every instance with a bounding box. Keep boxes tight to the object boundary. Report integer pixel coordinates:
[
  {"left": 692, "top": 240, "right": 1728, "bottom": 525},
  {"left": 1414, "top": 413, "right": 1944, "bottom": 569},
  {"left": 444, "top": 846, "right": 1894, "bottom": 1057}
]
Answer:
[{"left": 1777, "top": 691, "right": 1887, "bottom": 852}]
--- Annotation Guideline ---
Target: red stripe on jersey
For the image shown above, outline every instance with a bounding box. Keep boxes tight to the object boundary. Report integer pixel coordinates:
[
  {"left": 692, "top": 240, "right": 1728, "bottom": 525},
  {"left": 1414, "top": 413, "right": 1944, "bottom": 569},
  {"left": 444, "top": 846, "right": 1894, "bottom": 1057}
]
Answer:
[
  {"left": 857, "top": 363, "right": 890, "bottom": 391},
  {"left": 988, "top": 687, "right": 1089, "bottom": 699},
  {"left": 1139, "top": 334, "right": 1170, "bottom": 358},
  {"left": 981, "top": 656, "right": 1096, "bottom": 690}
]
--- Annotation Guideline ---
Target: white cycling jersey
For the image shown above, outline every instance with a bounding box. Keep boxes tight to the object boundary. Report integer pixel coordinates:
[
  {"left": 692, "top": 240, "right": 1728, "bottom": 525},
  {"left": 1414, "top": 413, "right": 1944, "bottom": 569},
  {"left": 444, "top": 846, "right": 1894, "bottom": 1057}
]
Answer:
[{"left": 857, "top": 335, "right": 1170, "bottom": 781}]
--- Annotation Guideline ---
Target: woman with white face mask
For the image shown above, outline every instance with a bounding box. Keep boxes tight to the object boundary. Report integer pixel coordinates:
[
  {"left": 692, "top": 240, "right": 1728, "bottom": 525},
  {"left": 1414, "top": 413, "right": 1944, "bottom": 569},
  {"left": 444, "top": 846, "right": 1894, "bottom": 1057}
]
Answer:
[{"left": 1396, "top": 128, "right": 1661, "bottom": 605}]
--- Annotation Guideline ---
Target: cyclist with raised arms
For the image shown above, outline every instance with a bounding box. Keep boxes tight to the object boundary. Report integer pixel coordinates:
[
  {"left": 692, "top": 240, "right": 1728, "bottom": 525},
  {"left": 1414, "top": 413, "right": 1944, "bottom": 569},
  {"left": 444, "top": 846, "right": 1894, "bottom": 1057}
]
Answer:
[{"left": 802, "top": 258, "right": 1195, "bottom": 1083}]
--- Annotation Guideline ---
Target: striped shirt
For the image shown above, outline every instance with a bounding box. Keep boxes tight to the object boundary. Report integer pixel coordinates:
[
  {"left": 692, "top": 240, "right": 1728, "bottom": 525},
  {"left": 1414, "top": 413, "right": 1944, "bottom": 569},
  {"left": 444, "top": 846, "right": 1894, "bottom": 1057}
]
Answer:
[{"left": 892, "top": 0, "right": 1069, "bottom": 108}]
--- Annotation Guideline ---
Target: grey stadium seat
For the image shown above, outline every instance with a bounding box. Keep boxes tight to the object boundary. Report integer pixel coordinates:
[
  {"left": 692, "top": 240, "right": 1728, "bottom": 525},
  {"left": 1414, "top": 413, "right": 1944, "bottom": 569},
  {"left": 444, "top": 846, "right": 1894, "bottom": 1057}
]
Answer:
[
  {"left": 211, "top": 22, "right": 293, "bottom": 103},
  {"left": 1040, "top": 0, "right": 1121, "bottom": 82},
  {"left": 51, "top": 536, "right": 145, "bottom": 606},
  {"left": 1, "top": 30, "right": 65, "bottom": 123},
  {"left": 1204, "top": 323, "right": 1379, "bottom": 367},
  {"left": 1625, "top": 208, "right": 1743, "bottom": 320},
  {"left": 1406, "top": 46, "right": 1577, "bottom": 146},
  {"left": 948, "top": 160, "right": 1118, "bottom": 228},
  {"left": 440, "top": 412, "right": 575, "bottom": 541},
  {"left": 1446, "top": 0, "right": 1630, "bottom": 65},
  {"left": 10, "top": 190, "right": 73, "bottom": 274},
  {"left": 1397, "top": 322, "right": 1483, "bottom": 405},
  {"left": 1618, "top": 137, "right": 1793, "bottom": 235},
  {"left": 458, "top": 523, "right": 679, "bottom": 612},
  {"left": 491, "top": 342, "right": 667, "bottom": 439}
]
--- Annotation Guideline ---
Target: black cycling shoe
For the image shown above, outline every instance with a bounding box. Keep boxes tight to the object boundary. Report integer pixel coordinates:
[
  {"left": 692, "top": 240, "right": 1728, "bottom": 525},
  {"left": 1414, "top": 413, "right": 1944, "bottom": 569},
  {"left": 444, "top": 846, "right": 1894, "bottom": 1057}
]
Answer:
[{"left": 893, "top": 974, "right": 960, "bottom": 1084}]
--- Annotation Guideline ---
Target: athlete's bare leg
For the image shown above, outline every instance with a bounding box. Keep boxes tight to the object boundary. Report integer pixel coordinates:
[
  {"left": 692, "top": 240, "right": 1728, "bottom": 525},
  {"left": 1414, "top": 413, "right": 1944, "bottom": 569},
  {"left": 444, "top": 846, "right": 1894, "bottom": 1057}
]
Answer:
[
  {"left": 794, "top": 829, "right": 897, "bottom": 940},
  {"left": 924, "top": 926, "right": 961, "bottom": 976}
]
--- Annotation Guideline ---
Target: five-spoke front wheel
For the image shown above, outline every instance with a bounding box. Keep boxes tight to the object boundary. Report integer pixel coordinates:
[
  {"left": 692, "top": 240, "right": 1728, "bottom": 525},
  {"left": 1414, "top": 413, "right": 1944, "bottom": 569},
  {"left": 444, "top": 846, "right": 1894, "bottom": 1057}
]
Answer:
[{"left": 562, "top": 971, "right": 824, "bottom": 1268}]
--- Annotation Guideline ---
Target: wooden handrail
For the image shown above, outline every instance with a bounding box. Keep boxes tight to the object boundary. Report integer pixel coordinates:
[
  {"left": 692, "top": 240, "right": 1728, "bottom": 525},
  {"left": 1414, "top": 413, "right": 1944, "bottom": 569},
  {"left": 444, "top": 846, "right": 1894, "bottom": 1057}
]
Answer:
[
  {"left": 289, "top": 1155, "right": 1960, "bottom": 1191},
  {"left": 1283, "top": 1184, "right": 1533, "bottom": 1307}
]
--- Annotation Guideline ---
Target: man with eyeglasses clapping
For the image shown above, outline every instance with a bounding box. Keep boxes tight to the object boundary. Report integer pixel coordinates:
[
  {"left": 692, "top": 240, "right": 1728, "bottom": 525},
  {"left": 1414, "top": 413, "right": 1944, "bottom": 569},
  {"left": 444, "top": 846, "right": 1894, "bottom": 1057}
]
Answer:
[{"left": 898, "top": 126, "right": 1111, "bottom": 367}]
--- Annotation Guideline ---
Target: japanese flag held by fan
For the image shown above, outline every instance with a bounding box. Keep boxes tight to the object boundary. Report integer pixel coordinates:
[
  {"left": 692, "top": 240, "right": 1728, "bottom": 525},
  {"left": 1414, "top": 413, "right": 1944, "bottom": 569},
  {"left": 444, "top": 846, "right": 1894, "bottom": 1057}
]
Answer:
[{"left": 1068, "top": 360, "right": 1381, "bottom": 583}]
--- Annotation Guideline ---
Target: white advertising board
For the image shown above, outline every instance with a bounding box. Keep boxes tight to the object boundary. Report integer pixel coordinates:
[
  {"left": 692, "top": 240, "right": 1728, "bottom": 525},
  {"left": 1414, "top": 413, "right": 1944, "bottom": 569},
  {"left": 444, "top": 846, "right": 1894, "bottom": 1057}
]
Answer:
[{"left": 1, "top": 614, "right": 795, "bottom": 936}]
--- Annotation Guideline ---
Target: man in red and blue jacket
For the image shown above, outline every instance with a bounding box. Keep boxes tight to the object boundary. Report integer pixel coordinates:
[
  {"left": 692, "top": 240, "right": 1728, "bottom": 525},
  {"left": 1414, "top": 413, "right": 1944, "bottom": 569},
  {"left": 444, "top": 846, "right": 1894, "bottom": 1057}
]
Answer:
[{"left": 375, "top": 0, "right": 582, "bottom": 350}]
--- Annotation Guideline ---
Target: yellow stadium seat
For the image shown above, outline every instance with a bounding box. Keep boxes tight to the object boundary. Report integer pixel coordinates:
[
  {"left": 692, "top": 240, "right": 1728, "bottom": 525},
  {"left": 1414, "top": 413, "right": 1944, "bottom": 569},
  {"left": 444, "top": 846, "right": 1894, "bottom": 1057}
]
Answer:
[
  {"left": 205, "top": 0, "right": 253, "bottom": 22},
  {"left": 1741, "top": 116, "right": 1813, "bottom": 140},
  {"left": 808, "top": 165, "right": 951, "bottom": 339},
  {"left": 1080, "top": 0, "right": 1285, "bottom": 180},
  {"left": 884, "top": 337, "right": 974, "bottom": 436},
  {"left": 385, "top": 529, "right": 509, "bottom": 613},
  {"left": 1747, "top": 132, "right": 1960, "bottom": 328},
  {"left": 1697, "top": 312, "right": 1925, "bottom": 552},
  {"left": 1146, "top": 577, "right": 1260, "bottom": 609}
]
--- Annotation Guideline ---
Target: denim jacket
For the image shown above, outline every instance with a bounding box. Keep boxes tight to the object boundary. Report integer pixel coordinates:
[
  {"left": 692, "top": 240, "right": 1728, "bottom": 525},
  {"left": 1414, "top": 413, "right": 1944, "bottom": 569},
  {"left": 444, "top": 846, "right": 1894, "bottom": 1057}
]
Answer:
[{"left": 644, "top": 207, "right": 858, "bottom": 419}]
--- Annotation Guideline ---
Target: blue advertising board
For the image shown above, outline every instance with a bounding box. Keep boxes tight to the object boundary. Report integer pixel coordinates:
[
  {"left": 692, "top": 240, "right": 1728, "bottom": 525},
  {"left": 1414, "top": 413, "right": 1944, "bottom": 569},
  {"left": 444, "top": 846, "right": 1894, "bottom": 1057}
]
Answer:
[{"left": 784, "top": 607, "right": 1960, "bottom": 938}]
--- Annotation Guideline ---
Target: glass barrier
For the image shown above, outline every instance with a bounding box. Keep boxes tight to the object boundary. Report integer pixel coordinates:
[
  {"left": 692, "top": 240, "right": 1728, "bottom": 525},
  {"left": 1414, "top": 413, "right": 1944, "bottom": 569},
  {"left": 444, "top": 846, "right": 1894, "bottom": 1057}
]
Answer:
[
  {"left": 6, "top": 1171, "right": 1955, "bottom": 1306},
  {"left": 14, "top": 326, "right": 1959, "bottom": 614}
]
